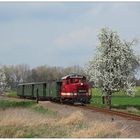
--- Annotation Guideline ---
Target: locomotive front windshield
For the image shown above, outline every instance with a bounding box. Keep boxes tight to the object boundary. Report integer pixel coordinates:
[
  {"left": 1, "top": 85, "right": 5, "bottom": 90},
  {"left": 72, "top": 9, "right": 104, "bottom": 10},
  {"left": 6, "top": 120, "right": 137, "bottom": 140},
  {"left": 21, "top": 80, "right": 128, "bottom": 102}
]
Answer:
[
  {"left": 63, "top": 75, "right": 87, "bottom": 85},
  {"left": 69, "top": 78, "right": 86, "bottom": 84}
]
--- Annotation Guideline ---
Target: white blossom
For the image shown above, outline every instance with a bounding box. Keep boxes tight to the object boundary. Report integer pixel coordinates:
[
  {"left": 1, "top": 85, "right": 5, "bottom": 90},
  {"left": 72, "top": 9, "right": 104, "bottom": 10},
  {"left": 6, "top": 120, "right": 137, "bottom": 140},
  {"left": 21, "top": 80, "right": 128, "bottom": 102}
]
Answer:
[
  {"left": 85, "top": 28, "right": 140, "bottom": 96},
  {"left": 0, "top": 68, "right": 6, "bottom": 94}
]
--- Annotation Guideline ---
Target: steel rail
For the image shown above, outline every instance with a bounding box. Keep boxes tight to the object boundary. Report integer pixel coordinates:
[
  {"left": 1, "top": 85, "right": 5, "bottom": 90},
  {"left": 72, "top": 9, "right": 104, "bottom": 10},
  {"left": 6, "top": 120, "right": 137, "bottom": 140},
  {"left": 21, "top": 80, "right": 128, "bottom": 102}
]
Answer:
[
  {"left": 76, "top": 105, "right": 140, "bottom": 121},
  {"left": 49, "top": 101, "right": 140, "bottom": 121}
]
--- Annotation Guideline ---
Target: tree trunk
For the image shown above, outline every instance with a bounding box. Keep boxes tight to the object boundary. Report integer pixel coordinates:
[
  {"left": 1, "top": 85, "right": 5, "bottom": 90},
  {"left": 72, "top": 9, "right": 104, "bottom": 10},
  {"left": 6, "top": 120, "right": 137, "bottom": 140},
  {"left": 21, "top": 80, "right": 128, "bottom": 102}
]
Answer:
[
  {"left": 102, "top": 91, "right": 112, "bottom": 109},
  {"left": 102, "top": 96, "right": 105, "bottom": 104},
  {"left": 106, "top": 95, "right": 111, "bottom": 109}
]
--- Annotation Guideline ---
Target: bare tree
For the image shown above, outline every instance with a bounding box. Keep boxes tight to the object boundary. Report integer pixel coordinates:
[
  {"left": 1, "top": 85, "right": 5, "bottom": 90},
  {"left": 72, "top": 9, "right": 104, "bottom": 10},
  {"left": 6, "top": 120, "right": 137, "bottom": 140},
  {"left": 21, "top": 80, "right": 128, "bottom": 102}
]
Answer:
[
  {"left": 13, "top": 64, "right": 31, "bottom": 83},
  {"left": 0, "top": 64, "right": 84, "bottom": 92},
  {"left": 2, "top": 64, "right": 31, "bottom": 90}
]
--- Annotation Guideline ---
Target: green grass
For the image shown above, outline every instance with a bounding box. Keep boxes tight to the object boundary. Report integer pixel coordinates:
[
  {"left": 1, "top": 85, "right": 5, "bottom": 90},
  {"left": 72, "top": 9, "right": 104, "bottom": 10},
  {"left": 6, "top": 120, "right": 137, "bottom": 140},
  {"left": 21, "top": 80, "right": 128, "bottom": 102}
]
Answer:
[
  {"left": 0, "top": 100, "right": 35, "bottom": 109},
  {"left": 90, "top": 86, "right": 140, "bottom": 112},
  {"left": 5, "top": 91, "right": 17, "bottom": 97},
  {"left": 92, "top": 86, "right": 140, "bottom": 97}
]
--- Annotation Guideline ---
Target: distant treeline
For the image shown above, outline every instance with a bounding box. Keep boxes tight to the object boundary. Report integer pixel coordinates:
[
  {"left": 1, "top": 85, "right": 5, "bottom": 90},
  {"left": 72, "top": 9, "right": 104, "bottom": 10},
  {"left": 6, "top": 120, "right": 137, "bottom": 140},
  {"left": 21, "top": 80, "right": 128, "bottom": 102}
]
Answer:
[
  {"left": 0, "top": 64, "right": 84, "bottom": 92},
  {"left": 0, "top": 64, "right": 139, "bottom": 93}
]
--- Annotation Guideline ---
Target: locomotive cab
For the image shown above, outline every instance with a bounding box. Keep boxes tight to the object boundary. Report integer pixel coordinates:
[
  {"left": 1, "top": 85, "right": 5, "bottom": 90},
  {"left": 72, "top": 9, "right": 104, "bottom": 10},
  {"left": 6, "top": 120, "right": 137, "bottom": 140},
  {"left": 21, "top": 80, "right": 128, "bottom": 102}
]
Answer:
[{"left": 60, "top": 74, "right": 91, "bottom": 104}]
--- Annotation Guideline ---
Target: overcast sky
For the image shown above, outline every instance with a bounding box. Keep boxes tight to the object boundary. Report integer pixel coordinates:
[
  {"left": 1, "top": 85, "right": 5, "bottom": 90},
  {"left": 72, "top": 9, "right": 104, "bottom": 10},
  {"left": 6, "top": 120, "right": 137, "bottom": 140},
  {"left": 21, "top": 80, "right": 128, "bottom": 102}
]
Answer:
[{"left": 0, "top": 2, "right": 140, "bottom": 68}]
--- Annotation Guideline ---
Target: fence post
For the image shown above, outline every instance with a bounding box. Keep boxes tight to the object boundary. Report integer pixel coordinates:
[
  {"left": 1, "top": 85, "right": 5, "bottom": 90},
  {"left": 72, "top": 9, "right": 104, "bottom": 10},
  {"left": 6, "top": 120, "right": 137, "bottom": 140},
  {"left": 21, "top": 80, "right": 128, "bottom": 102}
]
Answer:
[{"left": 36, "top": 88, "right": 39, "bottom": 104}]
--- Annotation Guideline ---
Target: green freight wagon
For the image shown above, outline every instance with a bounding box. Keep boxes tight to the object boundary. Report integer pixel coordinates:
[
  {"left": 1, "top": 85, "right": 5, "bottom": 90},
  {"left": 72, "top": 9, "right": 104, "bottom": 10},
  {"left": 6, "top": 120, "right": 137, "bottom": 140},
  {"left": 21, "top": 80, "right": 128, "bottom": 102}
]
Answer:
[{"left": 17, "top": 81, "right": 62, "bottom": 101}]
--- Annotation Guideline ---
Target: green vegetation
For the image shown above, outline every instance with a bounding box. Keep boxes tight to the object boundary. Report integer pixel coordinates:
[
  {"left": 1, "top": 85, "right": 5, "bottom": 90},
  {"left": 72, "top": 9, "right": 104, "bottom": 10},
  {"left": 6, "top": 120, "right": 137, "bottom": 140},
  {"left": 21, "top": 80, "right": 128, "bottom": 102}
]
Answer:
[
  {"left": 0, "top": 100, "right": 35, "bottom": 109},
  {"left": 90, "top": 86, "right": 140, "bottom": 114},
  {"left": 5, "top": 91, "right": 17, "bottom": 97},
  {"left": 91, "top": 86, "right": 140, "bottom": 97}
]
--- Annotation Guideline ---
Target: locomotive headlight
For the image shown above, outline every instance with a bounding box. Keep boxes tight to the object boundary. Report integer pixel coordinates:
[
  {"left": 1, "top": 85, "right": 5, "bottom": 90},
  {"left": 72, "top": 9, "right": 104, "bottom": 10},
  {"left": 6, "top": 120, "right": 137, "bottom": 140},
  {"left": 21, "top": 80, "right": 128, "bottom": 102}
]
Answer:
[
  {"left": 74, "top": 93, "right": 77, "bottom": 95},
  {"left": 81, "top": 83, "right": 83, "bottom": 85},
  {"left": 67, "top": 93, "right": 70, "bottom": 95}
]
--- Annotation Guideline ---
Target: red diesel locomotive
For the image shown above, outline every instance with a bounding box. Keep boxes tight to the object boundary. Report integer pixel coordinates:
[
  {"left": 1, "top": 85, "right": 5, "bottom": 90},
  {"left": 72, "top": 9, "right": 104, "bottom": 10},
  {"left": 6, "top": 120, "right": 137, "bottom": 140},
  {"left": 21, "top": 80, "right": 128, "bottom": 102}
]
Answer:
[{"left": 59, "top": 74, "right": 91, "bottom": 104}]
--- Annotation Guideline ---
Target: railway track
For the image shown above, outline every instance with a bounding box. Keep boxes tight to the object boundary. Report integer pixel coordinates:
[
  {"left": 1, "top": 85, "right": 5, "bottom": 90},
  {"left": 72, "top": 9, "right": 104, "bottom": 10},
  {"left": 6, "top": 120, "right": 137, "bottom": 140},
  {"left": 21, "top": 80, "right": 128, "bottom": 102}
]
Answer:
[
  {"left": 76, "top": 105, "right": 140, "bottom": 121},
  {"left": 50, "top": 101, "right": 140, "bottom": 121},
  {"left": 1, "top": 95, "right": 140, "bottom": 121}
]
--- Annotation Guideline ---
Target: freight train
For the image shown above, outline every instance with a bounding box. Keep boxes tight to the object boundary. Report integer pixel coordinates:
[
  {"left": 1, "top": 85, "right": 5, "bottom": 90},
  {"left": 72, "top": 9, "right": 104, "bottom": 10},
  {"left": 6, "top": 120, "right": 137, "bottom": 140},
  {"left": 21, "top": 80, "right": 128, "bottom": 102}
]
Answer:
[{"left": 17, "top": 74, "right": 91, "bottom": 104}]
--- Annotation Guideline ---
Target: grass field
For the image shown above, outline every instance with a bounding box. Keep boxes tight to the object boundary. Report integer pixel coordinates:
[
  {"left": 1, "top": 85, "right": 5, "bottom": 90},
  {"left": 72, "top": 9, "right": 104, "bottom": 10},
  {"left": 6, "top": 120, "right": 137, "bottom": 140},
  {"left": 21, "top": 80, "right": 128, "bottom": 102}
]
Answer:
[{"left": 90, "top": 86, "right": 140, "bottom": 114}]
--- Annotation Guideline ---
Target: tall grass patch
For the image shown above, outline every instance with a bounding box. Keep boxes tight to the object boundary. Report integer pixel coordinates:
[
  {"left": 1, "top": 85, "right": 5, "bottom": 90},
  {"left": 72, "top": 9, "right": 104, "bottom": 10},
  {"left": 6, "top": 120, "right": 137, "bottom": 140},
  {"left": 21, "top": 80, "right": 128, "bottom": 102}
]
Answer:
[
  {"left": 31, "top": 105, "right": 57, "bottom": 116},
  {"left": 5, "top": 91, "right": 17, "bottom": 97},
  {"left": 0, "top": 100, "right": 35, "bottom": 109},
  {"left": 71, "top": 121, "right": 121, "bottom": 138},
  {"left": 0, "top": 104, "right": 130, "bottom": 138}
]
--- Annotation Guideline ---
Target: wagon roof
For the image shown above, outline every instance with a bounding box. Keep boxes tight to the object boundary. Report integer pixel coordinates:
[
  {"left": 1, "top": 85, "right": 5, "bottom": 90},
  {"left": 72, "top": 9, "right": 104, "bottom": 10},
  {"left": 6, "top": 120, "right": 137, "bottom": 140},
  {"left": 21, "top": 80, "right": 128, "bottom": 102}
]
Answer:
[
  {"left": 61, "top": 74, "right": 85, "bottom": 80},
  {"left": 18, "top": 80, "right": 62, "bottom": 86},
  {"left": 18, "top": 82, "right": 46, "bottom": 86}
]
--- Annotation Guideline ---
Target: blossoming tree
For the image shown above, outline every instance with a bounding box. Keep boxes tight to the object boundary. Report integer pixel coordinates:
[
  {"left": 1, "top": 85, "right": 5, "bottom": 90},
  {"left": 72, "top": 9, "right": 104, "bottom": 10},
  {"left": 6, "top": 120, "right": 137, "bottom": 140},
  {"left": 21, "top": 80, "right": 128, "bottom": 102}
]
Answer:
[{"left": 85, "top": 28, "right": 140, "bottom": 108}]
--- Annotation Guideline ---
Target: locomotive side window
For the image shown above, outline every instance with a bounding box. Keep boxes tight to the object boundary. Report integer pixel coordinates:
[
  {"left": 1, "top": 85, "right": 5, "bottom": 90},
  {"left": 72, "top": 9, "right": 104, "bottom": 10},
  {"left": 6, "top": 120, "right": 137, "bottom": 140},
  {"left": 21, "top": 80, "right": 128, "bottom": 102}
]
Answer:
[
  {"left": 61, "top": 75, "right": 87, "bottom": 84},
  {"left": 65, "top": 79, "right": 69, "bottom": 85},
  {"left": 62, "top": 79, "right": 69, "bottom": 85},
  {"left": 70, "top": 78, "right": 75, "bottom": 83},
  {"left": 69, "top": 78, "right": 86, "bottom": 84}
]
